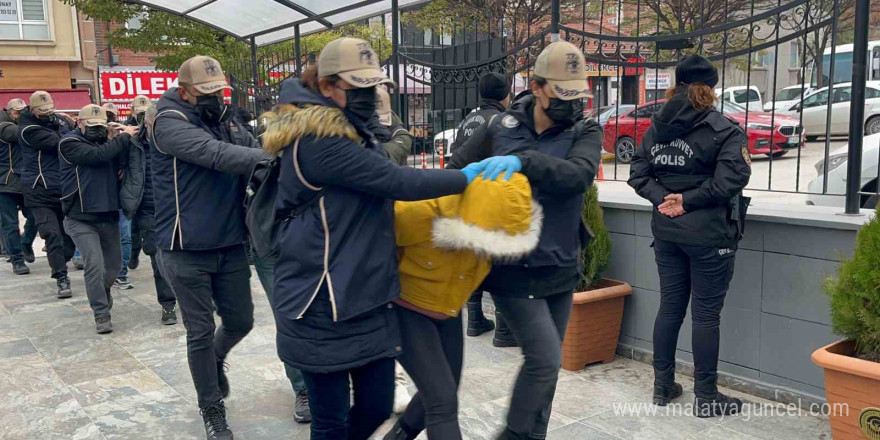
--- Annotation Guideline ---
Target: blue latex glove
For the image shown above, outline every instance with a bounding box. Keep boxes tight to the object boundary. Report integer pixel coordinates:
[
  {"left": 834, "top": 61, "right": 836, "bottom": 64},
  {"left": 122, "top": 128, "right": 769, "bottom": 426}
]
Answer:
[
  {"left": 480, "top": 155, "right": 522, "bottom": 181},
  {"left": 460, "top": 162, "right": 485, "bottom": 184}
]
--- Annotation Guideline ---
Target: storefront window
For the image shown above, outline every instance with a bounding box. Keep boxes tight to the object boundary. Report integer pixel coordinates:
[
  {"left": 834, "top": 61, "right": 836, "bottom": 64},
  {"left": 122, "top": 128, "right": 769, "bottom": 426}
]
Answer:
[{"left": 0, "top": 0, "right": 50, "bottom": 40}]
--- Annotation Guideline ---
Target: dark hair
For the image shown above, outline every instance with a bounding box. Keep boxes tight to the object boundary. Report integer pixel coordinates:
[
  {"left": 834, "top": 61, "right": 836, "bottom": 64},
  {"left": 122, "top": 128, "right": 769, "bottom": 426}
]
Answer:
[
  {"left": 530, "top": 76, "right": 548, "bottom": 88},
  {"left": 301, "top": 65, "right": 342, "bottom": 95},
  {"left": 665, "top": 83, "right": 717, "bottom": 111}
]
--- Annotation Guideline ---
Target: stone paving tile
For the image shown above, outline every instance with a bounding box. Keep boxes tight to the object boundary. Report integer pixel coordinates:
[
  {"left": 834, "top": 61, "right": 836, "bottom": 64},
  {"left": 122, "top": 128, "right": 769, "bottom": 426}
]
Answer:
[{"left": 0, "top": 259, "right": 834, "bottom": 440}]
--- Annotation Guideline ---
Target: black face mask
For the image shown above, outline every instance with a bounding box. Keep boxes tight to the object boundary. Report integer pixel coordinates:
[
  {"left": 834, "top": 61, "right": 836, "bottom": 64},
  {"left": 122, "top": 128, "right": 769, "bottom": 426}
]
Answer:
[
  {"left": 195, "top": 95, "right": 227, "bottom": 124},
  {"left": 106, "top": 114, "right": 117, "bottom": 123},
  {"left": 37, "top": 113, "right": 56, "bottom": 124},
  {"left": 85, "top": 126, "right": 108, "bottom": 143},
  {"left": 136, "top": 113, "right": 145, "bottom": 125},
  {"left": 544, "top": 98, "right": 577, "bottom": 124},
  {"left": 344, "top": 87, "right": 377, "bottom": 121}
]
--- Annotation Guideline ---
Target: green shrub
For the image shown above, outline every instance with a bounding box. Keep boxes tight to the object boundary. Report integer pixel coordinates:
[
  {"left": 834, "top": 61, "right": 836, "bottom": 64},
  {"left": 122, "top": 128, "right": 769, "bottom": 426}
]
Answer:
[
  {"left": 578, "top": 185, "right": 612, "bottom": 290},
  {"left": 824, "top": 204, "right": 880, "bottom": 362}
]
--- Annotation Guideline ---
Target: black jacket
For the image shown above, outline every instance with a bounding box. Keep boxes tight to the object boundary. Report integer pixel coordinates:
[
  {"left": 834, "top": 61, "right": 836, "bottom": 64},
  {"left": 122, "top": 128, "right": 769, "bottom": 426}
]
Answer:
[
  {"left": 58, "top": 131, "right": 130, "bottom": 222},
  {"left": 18, "top": 109, "right": 72, "bottom": 203},
  {"left": 628, "top": 88, "right": 751, "bottom": 248},
  {"left": 449, "top": 95, "right": 603, "bottom": 297},
  {"left": 152, "top": 88, "right": 265, "bottom": 251},
  {"left": 120, "top": 127, "right": 151, "bottom": 218},
  {"left": 451, "top": 99, "right": 506, "bottom": 151},
  {"left": 0, "top": 109, "right": 23, "bottom": 194}
]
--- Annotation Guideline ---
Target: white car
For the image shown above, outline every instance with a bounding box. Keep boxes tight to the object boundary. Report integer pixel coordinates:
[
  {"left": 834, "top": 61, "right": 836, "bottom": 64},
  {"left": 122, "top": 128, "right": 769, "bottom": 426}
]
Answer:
[
  {"left": 807, "top": 133, "right": 880, "bottom": 209},
  {"left": 779, "top": 81, "right": 880, "bottom": 140},
  {"left": 716, "top": 85, "right": 764, "bottom": 113},
  {"left": 764, "top": 84, "right": 815, "bottom": 112},
  {"left": 433, "top": 128, "right": 456, "bottom": 158}
]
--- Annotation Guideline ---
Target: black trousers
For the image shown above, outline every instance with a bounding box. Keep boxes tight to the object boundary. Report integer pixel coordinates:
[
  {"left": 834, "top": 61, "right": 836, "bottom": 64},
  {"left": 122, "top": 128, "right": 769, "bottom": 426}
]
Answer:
[
  {"left": 493, "top": 291, "right": 573, "bottom": 439},
  {"left": 135, "top": 210, "right": 175, "bottom": 308},
  {"left": 0, "top": 193, "right": 25, "bottom": 264},
  {"left": 157, "top": 245, "right": 254, "bottom": 408},
  {"left": 301, "top": 357, "right": 395, "bottom": 440},
  {"left": 652, "top": 238, "right": 736, "bottom": 397},
  {"left": 396, "top": 307, "right": 464, "bottom": 440},
  {"left": 31, "top": 205, "right": 74, "bottom": 278}
]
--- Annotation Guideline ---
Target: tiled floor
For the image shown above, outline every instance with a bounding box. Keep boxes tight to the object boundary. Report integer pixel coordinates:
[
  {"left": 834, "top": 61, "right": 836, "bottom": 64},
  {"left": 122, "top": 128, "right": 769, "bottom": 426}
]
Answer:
[{"left": 0, "top": 258, "right": 832, "bottom": 439}]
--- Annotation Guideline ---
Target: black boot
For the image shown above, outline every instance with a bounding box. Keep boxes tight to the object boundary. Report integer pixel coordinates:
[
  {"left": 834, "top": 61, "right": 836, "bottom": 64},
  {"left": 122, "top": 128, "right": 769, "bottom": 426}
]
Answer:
[
  {"left": 467, "top": 297, "right": 495, "bottom": 337},
  {"left": 694, "top": 392, "right": 743, "bottom": 418},
  {"left": 22, "top": 245, "right": 35, "bottom": 263},
  {"left": 496, "top": 428, "right": 528, "bottom": 440},
  {"left": 12, "top": 261, "right": 30, "bottom": 275},
  {"left": 201, "top": 401, "right": 233, "bottom": 440},
  {"left": 56, "top": 277, "right": 72, "bottom": 299},
  {"left": 383, "top": 419, "right": 417, "bottom": 440},
  {"left": 653, "top": 365, "right": 683, "bottom": 406},
  {"left": 492, "top": 312, "right": 518, "bottom": 348}
]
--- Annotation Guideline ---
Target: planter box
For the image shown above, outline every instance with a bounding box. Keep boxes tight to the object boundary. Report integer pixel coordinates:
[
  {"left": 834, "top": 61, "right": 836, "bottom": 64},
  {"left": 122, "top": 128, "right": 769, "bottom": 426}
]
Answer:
[
  {"left": 561, "top": 278, "right": 633, "bottom": 371},
  {"left": 811, "top": 340, "right": 880, "bottom": 440}
]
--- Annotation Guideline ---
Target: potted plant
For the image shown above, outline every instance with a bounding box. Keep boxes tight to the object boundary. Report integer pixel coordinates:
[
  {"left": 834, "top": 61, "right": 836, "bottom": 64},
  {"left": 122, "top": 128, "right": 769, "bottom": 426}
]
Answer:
[
  {"left": 811, "top": 205, "right": 880, "bottom": 440},
  {"left": 561, "top": 185, "right": 633, "bottom": 371}
]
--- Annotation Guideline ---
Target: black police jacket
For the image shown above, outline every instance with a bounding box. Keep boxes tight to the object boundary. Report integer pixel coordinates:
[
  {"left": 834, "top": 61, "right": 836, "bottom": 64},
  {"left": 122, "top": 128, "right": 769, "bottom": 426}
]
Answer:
[
  {"left": 18, "top": 109, "right": 72, "bottom": 197},
  {"left": 451, "top": 99, "right": 506, "bottom": 150},
  {"left": 58, "top": 131, "right": 129, "bottom": 219},
  {"left": 628, "top": 88, "right": 751, "bottom": 249},
  {"left": 0, "top": 109, "right": 23, "bottom": 194}
]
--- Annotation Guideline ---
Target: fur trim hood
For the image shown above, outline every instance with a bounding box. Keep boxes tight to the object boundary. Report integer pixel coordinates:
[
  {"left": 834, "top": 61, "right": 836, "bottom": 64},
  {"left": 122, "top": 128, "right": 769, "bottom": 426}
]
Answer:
[{"left": 261, "top": 104, "right": 361, "bottom": 155}]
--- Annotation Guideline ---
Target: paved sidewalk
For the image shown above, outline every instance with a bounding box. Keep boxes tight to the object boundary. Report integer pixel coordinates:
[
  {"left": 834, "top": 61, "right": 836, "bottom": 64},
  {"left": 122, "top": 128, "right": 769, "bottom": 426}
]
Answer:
[{"left": 0, "top": 258, "right": 832, "bottom": 439}]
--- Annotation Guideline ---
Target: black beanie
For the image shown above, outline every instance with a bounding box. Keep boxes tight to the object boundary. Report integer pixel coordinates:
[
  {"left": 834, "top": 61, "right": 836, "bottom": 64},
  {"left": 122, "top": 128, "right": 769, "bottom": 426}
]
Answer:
[
  {"left": 479, "top": 72, "right": 511, "bottom": 102},
  {"left": 675, "top": 54, "right": 719, "bottom": 88}
]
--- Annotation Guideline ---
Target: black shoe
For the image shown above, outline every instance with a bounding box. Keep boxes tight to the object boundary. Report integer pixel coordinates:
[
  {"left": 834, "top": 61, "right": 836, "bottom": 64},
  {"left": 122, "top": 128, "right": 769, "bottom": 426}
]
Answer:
[
  {"left": 496, "top": 428, "right": 528, "bottom": 440},
  {"left": 694, "top": 392, "right": 743, "bottom": 418},
  {"left": 217, "top": 360, "right": 230, "bottom": 398},
  {"left": 22, "top": 245, "right": 35, "bottom": 263},
  {"left": 95, "top": 315, "right": 113, "bottom": 334},
  {"left": 12, "top": 261, "right": 30, "bottom": 275},
  {"left": 294, "top": 390, "right": 311, "bottom": 423},
  {"left": 57, "top": 277, "right": 72, "bottom": 299},
  {"left": 467, "top": 300, "right": 495, "bottom": 337},
  {"left": 383, "top": 420, "right": 415, "bottom": 440},
  {"left": 201, "top": 401, "right": 233, "bottom": 440},
  {"left": 161, "top": 306, "right": 178, "bottom": 325},
  {"left": 128, "top": 252, "right": 140, "bottom": 270},
  {"left": 652, "top": 382, "right": 683, "bottom": 406}
]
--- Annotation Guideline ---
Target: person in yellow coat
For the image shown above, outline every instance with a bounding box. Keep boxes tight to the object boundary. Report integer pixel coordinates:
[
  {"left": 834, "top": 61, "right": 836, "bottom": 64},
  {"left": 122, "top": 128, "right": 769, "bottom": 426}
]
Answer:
[{"left": 385, "top": 173, "right": 542, "bottom": 440}]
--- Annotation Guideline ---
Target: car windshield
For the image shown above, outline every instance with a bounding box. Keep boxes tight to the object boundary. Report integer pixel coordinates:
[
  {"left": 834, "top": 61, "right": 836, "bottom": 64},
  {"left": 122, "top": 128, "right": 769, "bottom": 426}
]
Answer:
[
  {"left": 776, "top": 88, "right": 810, "bottom": 101},
  {"left": 599, "top": 105, "right": 635, "bottom": 122}
]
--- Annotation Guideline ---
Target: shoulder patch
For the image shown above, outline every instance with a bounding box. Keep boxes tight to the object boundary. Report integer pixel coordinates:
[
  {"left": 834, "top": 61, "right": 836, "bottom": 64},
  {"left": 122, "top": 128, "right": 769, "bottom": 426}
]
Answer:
[
  {"left": 501, "top": 115, "right": 519, "bottom": 128},
  {"left": 742, "top": 145, "right": 752, "bottom": 166}
]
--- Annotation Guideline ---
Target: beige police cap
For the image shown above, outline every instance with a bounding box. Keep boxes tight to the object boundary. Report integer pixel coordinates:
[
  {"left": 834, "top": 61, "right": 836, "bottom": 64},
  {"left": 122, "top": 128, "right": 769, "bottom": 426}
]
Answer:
[
  {"left": 375, "top": 86, "right": 392, "bottom": 126},
  {"left": 29, "top": 91, "right": 54, "bottom": 115},
  {"left": 102, "top": 102, "right": 119, "bottom": 116},
  {"left": 79, "top": 104, "right": 108, "bottom": 127},
  {"left": 6, "top": 98, "right": 26, "bottom": 111},
  {"left": 534, "top": 41, "right": 592, "bottom": 101},
  {"left": 131, "top": 95, "right": 152, "bottom": 114},
  {"left": 319, "top": 38, "right": 393, "bottom": 88},
  {"left": 178, "top": 55, "right": 231, "bottom": 94}
]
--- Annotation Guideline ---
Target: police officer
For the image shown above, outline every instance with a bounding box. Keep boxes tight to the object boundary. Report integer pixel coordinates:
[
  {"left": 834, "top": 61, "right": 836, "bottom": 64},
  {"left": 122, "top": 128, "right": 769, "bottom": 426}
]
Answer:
[
  {"left": 102, "top": 102, "right": 119, "bottom": 124},
  {"left": 451, "top": 72, "right": 516, "bottom": 343},
  {"left": 18, "top": 91, "right": 77, "bottom": 297},
  {"left": 449, "top": 41, "right": 602, "bottom": 440},
  {"left": 125, "top": 95, "right": 153, "bottom": 271},
  {"left": 152, "top": 55, "right": 265, "bottom": 440},
  {"left": 0, "top": 98, "right": 35, "bottom": 275},
  {"left": 372, "top": 85, "right": 413, "bottom": 165},
  {"left": 628, "top": 54, "right": 751, "bottom": 417},
  {"left": 120, "top": 102, "right": 178, "bottom": 326},
  {"left": 59, "top": 105, "right": 138, "bottom": 334}
]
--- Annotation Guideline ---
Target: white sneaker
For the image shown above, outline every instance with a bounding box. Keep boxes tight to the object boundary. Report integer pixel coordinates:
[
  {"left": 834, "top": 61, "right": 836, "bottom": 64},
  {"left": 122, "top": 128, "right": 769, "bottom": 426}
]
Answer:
[{"left": 393, "top": 366, "right": 412, "bottom": 414}]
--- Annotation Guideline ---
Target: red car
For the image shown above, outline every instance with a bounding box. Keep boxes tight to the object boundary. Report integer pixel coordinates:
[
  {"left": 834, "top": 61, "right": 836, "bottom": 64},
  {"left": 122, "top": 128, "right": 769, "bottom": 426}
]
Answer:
[{"left": 601, "top": 100, "right": 805, "bottom": 163}]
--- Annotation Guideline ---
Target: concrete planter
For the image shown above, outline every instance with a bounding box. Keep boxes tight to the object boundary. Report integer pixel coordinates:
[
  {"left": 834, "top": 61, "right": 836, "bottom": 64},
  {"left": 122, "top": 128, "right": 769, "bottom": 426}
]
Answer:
[
  {"left": 811, "top": 340, "right": 880, "bottom": 440},
  {"left": 561, "top": 278, "right": 632, "bottom": 371}
]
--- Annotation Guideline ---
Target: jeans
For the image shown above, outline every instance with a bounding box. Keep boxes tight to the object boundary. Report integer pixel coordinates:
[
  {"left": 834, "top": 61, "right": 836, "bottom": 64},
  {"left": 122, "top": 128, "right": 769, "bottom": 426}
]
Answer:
[
  {"left": 157, "top": 245, "right": 254, "bottom": 408},
  {"left": 0, "top": 193, "right": 24, "bottom": 263},
  {"left": 252, "top": 249, "right": 306, "bottom": 394},
  {"left": 652, "top": 238, "right": 735, "bottom": 397},
  {"left": 31, "top": 205, "right": 75, "bottom": 279},
  {"left": 493, "top": 291, "right": 574, "bottom": 438},
  {"left": 135, "top": 210, "right": 175, "bottom": 308},
  {"left": 118, "top": 211, "right": 131, "bottom": 278},
  {"left": 301, "top": 357, "right": 395, "bottom": 440},
  {"left": 64, "top": 218, "right": 122, "bottom": 318},
  {"left": 396, "top": 307, "right": 464, "bottom": 440}
]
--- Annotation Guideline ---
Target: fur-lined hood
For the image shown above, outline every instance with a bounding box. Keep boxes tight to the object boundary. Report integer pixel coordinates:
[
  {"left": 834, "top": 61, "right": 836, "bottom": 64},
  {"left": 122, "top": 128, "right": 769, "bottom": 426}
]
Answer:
[{"left": 260, "top": 78, "right": 361, "bottom": 155}]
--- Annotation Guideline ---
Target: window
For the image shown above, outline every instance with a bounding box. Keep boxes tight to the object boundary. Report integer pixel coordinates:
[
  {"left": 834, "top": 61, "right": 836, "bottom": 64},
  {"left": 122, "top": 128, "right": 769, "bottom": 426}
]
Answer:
[
  {"left": 802, "top": 90, "right": 829, "bottom": 108},
  {"left": 751, "top": 50, "right": 773, "bottom": 68},
  {"left": 632, "top": 103, "right": 661, "bottom": 119},
  {"left": 832, "top": 87, "right": 852, "bottom": 104},
  {"left": 733, "top": 89, "right": 760, "bottom": 104},
  {"left": 872, "top": 47, "right": 880, "bottom": 81},
  {"left": 790, "top": 41, "right": 801, "bottom": 69},
  {"left": 0, "top": 0, "right": 49, "bottom": 40},
  {"left": 865, "top": 87, "right": 880, "bottom": 99}
]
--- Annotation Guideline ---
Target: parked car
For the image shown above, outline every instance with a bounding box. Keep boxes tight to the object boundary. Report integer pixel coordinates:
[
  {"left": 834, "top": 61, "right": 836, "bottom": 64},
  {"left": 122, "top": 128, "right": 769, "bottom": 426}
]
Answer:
[
  {"left": 602, "top": 100, "right": 804, "bottom": 163},
  {"left": 716, "top": 85, "right": 764, "bottom": 113},
  {"left": 433, "top": 128, "right": 456, "bottom": 157},
  {"left": 764, "top": 84, "right": 815, "bottom": 112},
  {"left": 778, "top": 81, "right": 880, "bottom": 141},
  {"left": 807, "top": 133, "right": 880, "bottom": 209}
]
